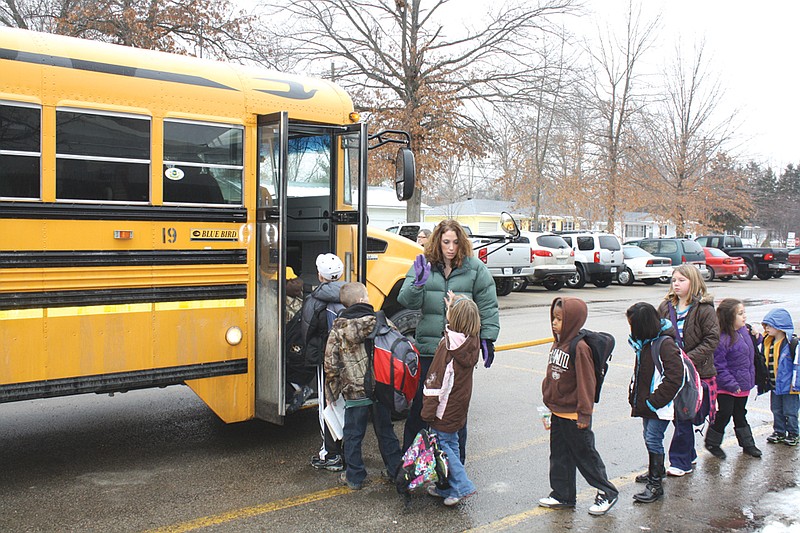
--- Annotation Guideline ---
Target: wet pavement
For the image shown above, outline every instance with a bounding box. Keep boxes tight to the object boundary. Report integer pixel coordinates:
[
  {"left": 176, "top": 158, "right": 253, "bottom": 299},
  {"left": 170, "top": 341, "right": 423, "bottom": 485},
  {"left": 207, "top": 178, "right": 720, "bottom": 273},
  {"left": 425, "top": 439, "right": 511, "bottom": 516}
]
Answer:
[{"left": 2, "top": 276, "right": 800, "bottom": 532}]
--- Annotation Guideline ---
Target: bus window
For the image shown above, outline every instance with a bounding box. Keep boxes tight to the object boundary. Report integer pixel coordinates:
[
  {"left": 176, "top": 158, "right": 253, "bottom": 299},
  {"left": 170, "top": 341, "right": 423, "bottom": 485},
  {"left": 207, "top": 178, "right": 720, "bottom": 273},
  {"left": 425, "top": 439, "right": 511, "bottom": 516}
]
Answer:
[
  {"left": 55, "top": 109, "right": 150, "bottom": 202},
  {"left": 163, "top": 120, "right": 243, "bottom": 205},
  {"left": 342, "top": 132, "right": 359, "bottom": 206},
  {"left": 0, "top": 101, "right": 41, "bottom": 199}
]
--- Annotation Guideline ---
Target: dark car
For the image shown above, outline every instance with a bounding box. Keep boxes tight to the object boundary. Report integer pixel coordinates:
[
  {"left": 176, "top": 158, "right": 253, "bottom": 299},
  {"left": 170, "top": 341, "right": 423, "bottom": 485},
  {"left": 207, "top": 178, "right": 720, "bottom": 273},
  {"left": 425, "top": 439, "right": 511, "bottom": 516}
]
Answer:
[{"left": 638, "top": 238, "right": 709, "bottom": 280}]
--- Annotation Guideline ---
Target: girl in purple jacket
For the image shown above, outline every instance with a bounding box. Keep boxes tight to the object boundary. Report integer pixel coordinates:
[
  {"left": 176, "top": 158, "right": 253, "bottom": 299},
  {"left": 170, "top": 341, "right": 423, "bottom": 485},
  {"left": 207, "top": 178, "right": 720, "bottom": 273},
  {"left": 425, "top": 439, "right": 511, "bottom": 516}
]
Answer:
[{"left": 705, "top": 298, "right": 762, "bottom": 459}]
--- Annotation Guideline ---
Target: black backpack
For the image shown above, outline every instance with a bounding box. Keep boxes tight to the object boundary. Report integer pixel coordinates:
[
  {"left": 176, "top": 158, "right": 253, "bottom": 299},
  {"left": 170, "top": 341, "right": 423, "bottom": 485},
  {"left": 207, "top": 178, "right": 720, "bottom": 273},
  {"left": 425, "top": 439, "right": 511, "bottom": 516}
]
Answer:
[{"left": 568, "top": 329, "right": 615, "bottom": 403}]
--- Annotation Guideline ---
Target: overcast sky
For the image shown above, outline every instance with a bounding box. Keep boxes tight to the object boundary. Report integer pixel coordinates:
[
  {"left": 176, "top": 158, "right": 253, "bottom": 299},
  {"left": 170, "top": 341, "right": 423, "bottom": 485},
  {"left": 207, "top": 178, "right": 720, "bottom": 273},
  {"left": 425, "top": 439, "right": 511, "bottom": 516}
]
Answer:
[
  {"left": 243, "top": 0, "right": 797, "bottom": 171},
  {"left": 603, "top": 0, "right": 799, "bottom": 171}
]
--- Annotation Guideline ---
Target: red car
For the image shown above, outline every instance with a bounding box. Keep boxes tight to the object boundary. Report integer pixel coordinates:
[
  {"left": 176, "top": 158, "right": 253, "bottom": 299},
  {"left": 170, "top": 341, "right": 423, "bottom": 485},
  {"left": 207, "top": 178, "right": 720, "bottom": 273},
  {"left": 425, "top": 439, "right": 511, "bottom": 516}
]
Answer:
[
  {"left": 789, "top": 247, "right": 800, "bottom": 272},
  {"left": 703, "top": 247, "right": 745, "bottom": 281}
]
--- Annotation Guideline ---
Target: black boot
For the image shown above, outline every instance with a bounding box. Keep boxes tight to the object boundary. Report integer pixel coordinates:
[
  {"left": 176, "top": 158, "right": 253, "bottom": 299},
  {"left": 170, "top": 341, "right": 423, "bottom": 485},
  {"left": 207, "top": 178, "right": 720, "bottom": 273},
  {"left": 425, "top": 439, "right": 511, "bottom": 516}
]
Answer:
[
  {"left": 635, "top": 471, "right": 649, "bottom": 483},
  {"left": 735, "top": 426, "right": 763, "bottom": 458},
  {"left": 633, "top": 453, "right": 664, "bottom": 503},
  {"left": 704, "top": 427, "right": 727, "bottom": 459}
]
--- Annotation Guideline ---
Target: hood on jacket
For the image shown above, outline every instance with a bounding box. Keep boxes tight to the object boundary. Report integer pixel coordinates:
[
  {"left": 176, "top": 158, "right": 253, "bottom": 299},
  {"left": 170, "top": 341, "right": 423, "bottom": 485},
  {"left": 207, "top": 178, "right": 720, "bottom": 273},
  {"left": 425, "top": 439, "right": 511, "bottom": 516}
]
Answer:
[
  {"left": 762, "top": 308, "right": 794, "bottom": 340},
  {"left": 332, "top": 303, "right": 376, "bottom": 343},
  {"left": 313, "top": 281, "right": 345, "bottom": 303},
  {"left": 551, "top": 296, "right": 587, "bottom": 344}
]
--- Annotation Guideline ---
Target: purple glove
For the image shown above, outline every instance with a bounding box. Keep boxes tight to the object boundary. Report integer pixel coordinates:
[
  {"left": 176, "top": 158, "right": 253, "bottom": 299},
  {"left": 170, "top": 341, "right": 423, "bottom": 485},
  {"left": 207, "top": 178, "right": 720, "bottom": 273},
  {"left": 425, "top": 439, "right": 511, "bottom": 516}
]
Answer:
[
  {"left": 413, "top": 254, "right": 431, "bottom": 287},
  {"left": 481, "top": 339, "right": 495, "bottom": 368}
]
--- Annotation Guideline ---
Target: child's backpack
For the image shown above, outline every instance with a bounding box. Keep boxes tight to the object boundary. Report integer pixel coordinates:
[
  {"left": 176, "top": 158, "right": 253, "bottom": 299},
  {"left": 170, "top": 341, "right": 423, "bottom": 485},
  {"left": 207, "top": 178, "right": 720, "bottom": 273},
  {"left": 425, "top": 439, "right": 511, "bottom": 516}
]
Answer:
[
  {"left": 651, "top": 336, "right": 704, "bottom": 421},
  {"left": 366, "top": 311, "right": 420, "bottom": 418},
  {"left": 399, "top": 428, "right": 450, "bottom": 491},
  {"left": 285, "top": 309, "right": 304, "bottom": 358},
  {"left": 568, "top": 329, "right": 615, "bottom": 403}
]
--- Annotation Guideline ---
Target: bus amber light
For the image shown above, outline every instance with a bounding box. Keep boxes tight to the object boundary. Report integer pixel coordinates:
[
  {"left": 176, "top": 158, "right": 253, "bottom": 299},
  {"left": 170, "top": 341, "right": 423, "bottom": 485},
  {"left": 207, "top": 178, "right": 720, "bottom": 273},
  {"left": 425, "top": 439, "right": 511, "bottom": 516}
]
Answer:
[
  {"left": 225, "top": 326, "right": 243, "bottom": 346},
  {"left": 349, "top": 112, "right": 360, "bottom": 123},
  {"left": 114, "top": 230, "right": 134, "bottom": 239}
]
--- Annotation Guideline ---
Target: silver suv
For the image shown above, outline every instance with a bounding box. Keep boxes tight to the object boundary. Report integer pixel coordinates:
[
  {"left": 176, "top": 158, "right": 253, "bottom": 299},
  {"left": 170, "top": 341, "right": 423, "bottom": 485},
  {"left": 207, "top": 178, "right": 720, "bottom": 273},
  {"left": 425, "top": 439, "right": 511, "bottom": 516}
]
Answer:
[
  {"left": 514, "top": 232, "right": 576, "bottom": 291},
  {"left": 558, "top": 232, "right": 624, "bottom": 288}
]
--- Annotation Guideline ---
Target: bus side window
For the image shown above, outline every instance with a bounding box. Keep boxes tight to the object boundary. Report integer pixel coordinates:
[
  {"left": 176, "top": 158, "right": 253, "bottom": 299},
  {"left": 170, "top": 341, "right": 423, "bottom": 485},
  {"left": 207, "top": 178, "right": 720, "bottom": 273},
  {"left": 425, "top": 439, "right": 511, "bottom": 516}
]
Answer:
[{"left": 163, "top": 167, "right": 224, "bottom": 204}]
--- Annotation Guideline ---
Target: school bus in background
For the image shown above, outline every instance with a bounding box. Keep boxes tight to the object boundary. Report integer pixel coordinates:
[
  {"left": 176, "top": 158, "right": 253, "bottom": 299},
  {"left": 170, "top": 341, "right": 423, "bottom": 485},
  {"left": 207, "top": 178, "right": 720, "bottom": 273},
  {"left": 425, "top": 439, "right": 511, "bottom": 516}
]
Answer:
[{"left": 0, "top": 27, "right": 420, "bottom": 425}]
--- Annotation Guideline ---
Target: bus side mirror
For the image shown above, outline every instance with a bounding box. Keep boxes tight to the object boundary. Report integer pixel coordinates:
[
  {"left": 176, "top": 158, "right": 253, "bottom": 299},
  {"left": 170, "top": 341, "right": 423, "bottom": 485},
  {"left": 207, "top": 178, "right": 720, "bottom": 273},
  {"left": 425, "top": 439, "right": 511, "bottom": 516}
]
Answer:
[
  {"left": 500, "top": 212, "right": 520, "bottom": 238},
  {"left": 395, "top": 147, "right": 415, "bottom": 201}
]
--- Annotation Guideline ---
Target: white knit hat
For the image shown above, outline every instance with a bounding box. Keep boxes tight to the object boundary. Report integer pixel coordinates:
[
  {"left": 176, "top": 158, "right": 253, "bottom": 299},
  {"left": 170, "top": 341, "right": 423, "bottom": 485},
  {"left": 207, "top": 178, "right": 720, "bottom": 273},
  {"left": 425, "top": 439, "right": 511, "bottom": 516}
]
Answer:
[{"left": 316, "top": 253, "right": 344, "bottom": 281}]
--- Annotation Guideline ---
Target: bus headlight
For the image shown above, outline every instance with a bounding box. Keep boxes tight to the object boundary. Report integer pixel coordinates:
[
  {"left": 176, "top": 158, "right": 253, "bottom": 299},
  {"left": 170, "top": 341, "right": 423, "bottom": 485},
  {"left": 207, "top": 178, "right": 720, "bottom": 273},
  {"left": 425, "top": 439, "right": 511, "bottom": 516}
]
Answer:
[{"left": 225, "top": 326, "right": 243, "bottom": 346}]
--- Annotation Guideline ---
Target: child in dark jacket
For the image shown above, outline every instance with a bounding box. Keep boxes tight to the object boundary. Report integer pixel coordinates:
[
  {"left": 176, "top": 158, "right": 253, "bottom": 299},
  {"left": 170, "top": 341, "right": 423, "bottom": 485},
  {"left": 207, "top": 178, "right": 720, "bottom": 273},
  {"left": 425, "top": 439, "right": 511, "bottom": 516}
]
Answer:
[
  {"left": 761, "top": 307, "right": 800, "bottom": 446},
  {"left": 705, "top": 298, "right": 762, "bottom": 458},
  {"left": 303, "top": 253, "right": 345, "bottom": 471},
  {"left": 421, "top": 292, "right": 480, "bottom": 506},
  {"left": 324, "top": 282, "right": 403, "bottom": 491},
  {"left": 627, "top": 302, "right": 684, "bottom": 504},
  {"left": 539, "top": 297, "right": 618, "bottom": 516}
]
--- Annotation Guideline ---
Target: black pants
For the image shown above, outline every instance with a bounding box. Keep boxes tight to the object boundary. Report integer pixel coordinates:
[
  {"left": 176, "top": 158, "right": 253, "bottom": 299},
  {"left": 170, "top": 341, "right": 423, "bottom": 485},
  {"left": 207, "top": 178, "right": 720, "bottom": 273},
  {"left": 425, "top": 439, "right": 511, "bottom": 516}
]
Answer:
[
  {"left": 711, "top": 394, "right": 750, "bottom": 433},
  {"left": 548, "top": 415, "right": 618, "bottom": 504},
  {"left": 403, "top": 357, "right": 467, "bottom": 464}
]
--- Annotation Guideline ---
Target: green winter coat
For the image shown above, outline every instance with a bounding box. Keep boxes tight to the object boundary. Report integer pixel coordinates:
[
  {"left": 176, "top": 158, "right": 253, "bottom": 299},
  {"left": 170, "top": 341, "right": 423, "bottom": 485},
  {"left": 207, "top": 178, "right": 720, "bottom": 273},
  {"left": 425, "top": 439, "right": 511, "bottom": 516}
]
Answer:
[{"left": 398, "top": 256, "right": 500, "bottom": 358}]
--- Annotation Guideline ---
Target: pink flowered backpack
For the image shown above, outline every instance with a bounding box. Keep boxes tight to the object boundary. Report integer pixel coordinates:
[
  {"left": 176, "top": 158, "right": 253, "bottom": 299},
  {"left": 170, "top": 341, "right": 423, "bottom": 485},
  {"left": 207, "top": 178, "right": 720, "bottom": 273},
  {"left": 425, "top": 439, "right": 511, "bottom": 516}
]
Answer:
[{"left": 399, "top": 428, "right": 449, "bottom": 490}]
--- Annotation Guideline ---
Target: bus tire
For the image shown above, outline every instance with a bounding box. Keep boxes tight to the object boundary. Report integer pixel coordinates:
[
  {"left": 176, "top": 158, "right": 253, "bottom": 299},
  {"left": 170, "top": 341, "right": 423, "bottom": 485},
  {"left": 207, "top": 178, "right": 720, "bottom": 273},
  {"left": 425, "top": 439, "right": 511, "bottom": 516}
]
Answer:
[{"left": 387, "top": 308, "right": 422, "bottom": 340}]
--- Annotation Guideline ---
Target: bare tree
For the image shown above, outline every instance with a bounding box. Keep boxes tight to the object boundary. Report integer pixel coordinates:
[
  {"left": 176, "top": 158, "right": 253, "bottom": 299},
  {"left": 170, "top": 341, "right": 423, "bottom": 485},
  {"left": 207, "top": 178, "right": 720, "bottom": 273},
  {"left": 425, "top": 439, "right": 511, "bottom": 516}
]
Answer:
[
  {"left": 0, "top": 0, "right": 269, "bottom": 64},
  {"left": 584, "top": 1, "right": 659, "bottom": 233},
  {"left": 266, "top": 0, "right": 578, "bottom": 221},
  {"left": 640, "top": 42, "right": 742, "bottom": 235}
]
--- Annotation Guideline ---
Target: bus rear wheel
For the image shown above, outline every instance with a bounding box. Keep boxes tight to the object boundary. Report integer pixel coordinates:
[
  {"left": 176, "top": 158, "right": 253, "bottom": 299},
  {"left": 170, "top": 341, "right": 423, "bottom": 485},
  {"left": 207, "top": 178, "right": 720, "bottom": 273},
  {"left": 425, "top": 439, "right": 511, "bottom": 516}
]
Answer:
[{"left": 387, "top": 308, "right": 421, "bottom": 340}]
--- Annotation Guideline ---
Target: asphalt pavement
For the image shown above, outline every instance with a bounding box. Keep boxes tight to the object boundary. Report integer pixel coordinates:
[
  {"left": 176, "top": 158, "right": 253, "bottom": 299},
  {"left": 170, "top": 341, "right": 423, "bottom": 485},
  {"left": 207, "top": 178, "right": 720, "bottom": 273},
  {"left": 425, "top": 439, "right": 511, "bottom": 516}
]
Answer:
[{"left": 2, "top": 276, "right": 800, "bottom": 532}]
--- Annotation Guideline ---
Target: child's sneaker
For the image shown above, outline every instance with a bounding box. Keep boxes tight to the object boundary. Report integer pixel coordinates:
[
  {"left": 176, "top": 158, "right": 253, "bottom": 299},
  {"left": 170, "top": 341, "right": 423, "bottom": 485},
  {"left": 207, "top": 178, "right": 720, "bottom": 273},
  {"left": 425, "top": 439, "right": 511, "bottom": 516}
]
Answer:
[
  {"left": 538, "top": 496, "right": 575, "bottom": 509},
  {"left": 666, "top": 466, "right": 692, "bottom": 477},
  {"left": 767, "top": 431, "right": 786, "bottom": 444},
  {"left": 444, "top": 490, "right": 476, "bottom": 507},
  {"left": 784, "top": 434, "right": 799, "bottom": 446},
  {"left": 588, "top": 492, "right": 618, "bottom": 516},
  {"left": 338, "top": 472, "right": 363, "bottom": 490},
  {"left": 311, "top": 455, "right": 344, "bottom": 471}
]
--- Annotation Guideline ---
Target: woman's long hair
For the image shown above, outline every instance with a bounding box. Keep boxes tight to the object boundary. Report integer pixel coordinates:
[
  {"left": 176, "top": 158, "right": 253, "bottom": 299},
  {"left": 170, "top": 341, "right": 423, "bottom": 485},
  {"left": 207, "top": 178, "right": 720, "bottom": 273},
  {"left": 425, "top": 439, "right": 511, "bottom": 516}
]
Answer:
[
  {"left": 664, "top": 264, "right": 708, "bottom": 306},
  {"left": 426, "top": 219, "right": 473, "bottom": 269}
]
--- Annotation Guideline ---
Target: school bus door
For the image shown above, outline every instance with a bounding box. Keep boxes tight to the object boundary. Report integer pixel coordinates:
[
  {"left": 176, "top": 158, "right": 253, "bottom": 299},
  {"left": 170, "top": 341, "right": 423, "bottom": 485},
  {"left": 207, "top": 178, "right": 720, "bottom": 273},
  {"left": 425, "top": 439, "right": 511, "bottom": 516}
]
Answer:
[{"left": 254, "top": 114, "right": 367, "bottom": 423}]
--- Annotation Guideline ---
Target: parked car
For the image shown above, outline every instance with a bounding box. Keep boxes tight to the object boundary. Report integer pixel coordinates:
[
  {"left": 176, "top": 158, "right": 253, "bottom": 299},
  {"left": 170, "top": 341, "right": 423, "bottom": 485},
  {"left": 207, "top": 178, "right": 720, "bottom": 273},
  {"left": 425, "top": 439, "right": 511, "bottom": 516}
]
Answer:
[
  {"left": 638, "top": 237, "right": 709, "bottom": 280},
  {"left": 513, "top": 232, "right": 576, "bottom": 291},
  {"left": 789, "top": 247, "right": 800, "bottom": 272},
  {"left": 695, "top": 234, "right": 789, "bottom": 280},
  {"left": 702, "top": 247, "right": 745, "bottom": 281},
  {"left": 618, "top": 245, "right": 673, "bottom": 286},
  {"left": 558, "top": 231, "right": 624, "bottom": 288},
  {"left": 472, "top": 232, "right": 534, "bottom": 296}
]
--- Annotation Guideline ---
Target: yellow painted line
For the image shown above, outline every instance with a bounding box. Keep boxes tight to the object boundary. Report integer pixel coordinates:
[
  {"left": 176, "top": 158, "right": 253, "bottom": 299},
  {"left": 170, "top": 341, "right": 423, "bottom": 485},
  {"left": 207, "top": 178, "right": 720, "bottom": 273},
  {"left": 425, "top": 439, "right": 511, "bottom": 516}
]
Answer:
[
  {"left": 0, "top": 308, "right": 44, "bottom": 320},
  {"left": 154, "top": 299, "right": 245, "bottom": 311},
  {"left": 145, "top": 486, "right": 351, "bottom": 533},
  {"left": 496, "top": 337, "right": 554, "bottom": 351},
  {"left": 47, "top": 303, "right": 152, "bottom": 317}
]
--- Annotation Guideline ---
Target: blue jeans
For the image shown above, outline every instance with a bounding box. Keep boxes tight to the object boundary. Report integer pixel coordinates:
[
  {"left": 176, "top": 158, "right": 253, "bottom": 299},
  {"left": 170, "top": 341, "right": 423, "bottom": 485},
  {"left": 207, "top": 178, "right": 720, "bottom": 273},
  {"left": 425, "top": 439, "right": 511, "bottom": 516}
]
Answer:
[
  {"left": 433, "top": 430, "right": 475, "bottom": 499},
  {"left": 403, "top": 357, "right": 468, "bottom": 464},
  {"left": 668, "top": 418, "right": 697, "bottom": 471},
  {"left": 770, "top": 392, "right": 800, "bottom": 436},
  {"left": 342, "top": 402, "right": 403, "bottom": 486},
  {"left": 642, "top": 418, "right": 670, "bottom": 455}
]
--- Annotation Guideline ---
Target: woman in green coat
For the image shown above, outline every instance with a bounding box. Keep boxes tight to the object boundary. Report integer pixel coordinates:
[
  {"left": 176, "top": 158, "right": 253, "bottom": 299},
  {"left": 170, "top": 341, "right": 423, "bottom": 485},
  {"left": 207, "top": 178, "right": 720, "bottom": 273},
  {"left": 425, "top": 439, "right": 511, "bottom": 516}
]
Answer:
[{"left": 398, "top": 219, "right": 500, "bottom": 462}]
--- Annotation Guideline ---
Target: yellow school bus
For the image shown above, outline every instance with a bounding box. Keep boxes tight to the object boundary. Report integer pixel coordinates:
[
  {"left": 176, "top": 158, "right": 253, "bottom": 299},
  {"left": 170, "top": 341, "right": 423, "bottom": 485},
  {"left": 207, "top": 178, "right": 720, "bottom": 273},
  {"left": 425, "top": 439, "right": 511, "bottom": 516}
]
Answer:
[{"left": 0, "top": 27, "right": 420, "bottom": 425}]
